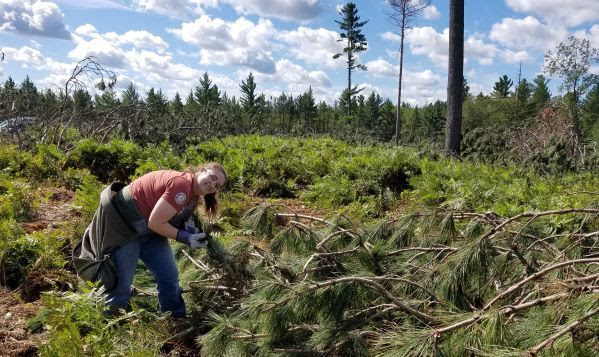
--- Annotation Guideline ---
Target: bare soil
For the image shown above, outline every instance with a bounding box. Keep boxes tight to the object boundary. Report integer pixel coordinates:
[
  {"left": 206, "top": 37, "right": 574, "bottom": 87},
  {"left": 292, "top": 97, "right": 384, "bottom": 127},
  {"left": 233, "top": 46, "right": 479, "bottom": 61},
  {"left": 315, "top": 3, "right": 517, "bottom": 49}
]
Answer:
[{"left": 0, "top": 288, "right": 44, "bottom": 357}]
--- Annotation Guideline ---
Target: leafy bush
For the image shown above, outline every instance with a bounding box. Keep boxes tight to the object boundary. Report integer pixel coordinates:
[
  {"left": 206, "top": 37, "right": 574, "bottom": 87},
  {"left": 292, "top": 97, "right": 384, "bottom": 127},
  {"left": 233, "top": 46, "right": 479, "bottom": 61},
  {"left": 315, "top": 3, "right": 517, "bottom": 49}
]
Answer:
[
  {"left": 74, "top": 173, "right": 103, "bottom": 223},
  {"left": 303, "top": 146, "right": 420, "bottom": 217},
  {"left": 38, "top": 285, "right": 168, "bottom": 356},
  {"left": 59, "top": 167, "right": 95, "bottom": 191},
  {"left": 0, "top": 233, "right": 39, "bottom": 289},
  {"left": 23, "top": 144, "right": 64, "bottom": 181},
  {"left": 132, "top": 141, "right": 186, "bottom": 179},
  {"left": 0, "top": 178, "right": 36, "bottom": 221},
  {"left": 0, "top": 144, "right": 28, "bottom": 174},
  {"left": 65, "top": 139, "right": 144, "bottom": 182},
  {"left": 406, "top": 158, "right": 599, "bottom": 216},
  {"left": 28, "top": 230, "right": 69, "bottom": 271}
]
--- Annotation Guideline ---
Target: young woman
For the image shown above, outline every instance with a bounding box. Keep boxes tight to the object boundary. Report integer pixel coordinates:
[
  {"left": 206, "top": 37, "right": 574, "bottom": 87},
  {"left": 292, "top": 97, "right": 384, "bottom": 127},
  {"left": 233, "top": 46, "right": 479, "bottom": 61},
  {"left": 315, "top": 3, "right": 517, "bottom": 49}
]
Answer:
[{"left": 75, "top": 163, "right": 227, "bottom": 318}]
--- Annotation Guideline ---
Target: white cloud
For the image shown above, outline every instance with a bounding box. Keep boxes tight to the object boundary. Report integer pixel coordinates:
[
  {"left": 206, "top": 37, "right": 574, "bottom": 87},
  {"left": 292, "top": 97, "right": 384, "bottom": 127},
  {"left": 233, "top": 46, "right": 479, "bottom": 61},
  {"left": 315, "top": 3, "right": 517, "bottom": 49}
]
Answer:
[
  {"left": 232, "top": 59, "right": 332, "bottom": 102},
  {"left": 381, "top": 32, "right": 401, "bottom": 43},
  {"left": 0, "top": 0, "right": 71, "bottom": 39},
  {"left": 37, "top": 57, "right": 85, "bottom": 91},
  {"left": 133, "top": 0, "right": 321, "bottom": 22},
  {"left": 75, "top": 26, "right": 168, "bottom": 52},
  {"left": 74, "top": 24, "right": 98, "bottom": 37},
  {"left": 465, "top": 35, "right": 496, "bottom": 65},
  {"left": 202, "top": 73, "right": 238, "bottom": 96},
  {"left": 111, "top": 30, "right": 169, "bottom": 51},
  {"left": 362, "top": 58, "right": 444, "bottom": 105},
  {"left": 127, "top": 49, "right": 200, "bottom": 82},
  {"left": 170, "top": 16, "right": 275, "bottom": 51},
  {"left": 223, "top": 0, "right": 322, "bottom": 22},
  {"left": 365, "top": 58, "right": 397, "bottom": 77},
  {"left": 404, "top": 69, "right": 442, "bottom": 87},
  {"left": 169, "top": 15, "right": 277, "bottom": 73},
  {"left": 69, "top": 37, "right": 129, "bottom": 68},
  {"left": 489, "top": 16, "right": 567, "bottom": 51},
  {"left": 69, "top": 27, "right": 170, "bottom": 68},
  {"left": 277, "top": 26, "right": 344, "bottom": 69},
  {"left": 576, "top": 25, "right": 599, "bottom": 49},
  {"left": 356, "top": 82, "right": 383, "bottom": 97},
  {"left": 500, "top": 49, "right": 533, "bottom": 64},
  {"left": 67, "top": 26, "right": 201, "bottom": 93},
  {"left": 200, "top": 47, "right": 276, "bottom": 74},
  {"left": 167, "top": 15, "right": 232, "bottom": 50},
  {"left": 506, "top": 0, "right": 599, "bottom": 27},
  {"left": 402, "top": 27, "right": 496, "bottom": 68},
  {"left": 404, "top": 27, "right": 448, "bottom": 67},
  {"left": 254, "top": 58, "right": 330, "bottom": 88},
  {"left": 422, "top": 5, "right": 440, "bottom": 20},
  {"left": 133, "top": 0, "right": 212, "bottom": 19},
  {"left": 3, "top": 45, "right": 46, "bottom": 65}
]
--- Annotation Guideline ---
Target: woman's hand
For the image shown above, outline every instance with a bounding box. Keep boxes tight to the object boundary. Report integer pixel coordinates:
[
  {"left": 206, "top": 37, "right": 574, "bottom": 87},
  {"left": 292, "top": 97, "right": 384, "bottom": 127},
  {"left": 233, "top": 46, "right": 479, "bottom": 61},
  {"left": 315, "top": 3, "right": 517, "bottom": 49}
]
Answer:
[{"left": 176, "top": 230, "right": 208, "bottom": 250}]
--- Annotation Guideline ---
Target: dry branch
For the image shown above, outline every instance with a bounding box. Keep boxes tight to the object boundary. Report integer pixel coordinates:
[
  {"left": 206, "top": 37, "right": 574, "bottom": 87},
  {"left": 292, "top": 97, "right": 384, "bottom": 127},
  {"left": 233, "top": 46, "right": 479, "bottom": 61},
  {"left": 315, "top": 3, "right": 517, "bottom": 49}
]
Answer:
[{"left": 527, "top": 305, "right": 599, "bottom": 356}]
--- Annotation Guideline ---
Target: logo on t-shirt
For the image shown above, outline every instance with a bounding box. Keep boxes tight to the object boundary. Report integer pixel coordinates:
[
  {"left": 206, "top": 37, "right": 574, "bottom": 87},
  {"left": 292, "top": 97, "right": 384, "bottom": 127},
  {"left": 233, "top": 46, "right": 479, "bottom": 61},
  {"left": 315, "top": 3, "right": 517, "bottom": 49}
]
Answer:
[{"left": 175, "top": 192, "right": 187, "bottom": 205}]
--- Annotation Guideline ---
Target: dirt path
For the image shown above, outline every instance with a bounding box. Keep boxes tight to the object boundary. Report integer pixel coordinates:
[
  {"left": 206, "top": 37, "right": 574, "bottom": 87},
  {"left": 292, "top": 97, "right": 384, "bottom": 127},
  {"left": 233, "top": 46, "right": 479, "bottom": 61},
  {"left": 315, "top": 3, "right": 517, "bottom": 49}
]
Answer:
[
  {"left": 0, "top": 288, "right": 43, "bottom": 356},
  {"left": 21, "top": 187, "right": 75, "bottom": 234}
]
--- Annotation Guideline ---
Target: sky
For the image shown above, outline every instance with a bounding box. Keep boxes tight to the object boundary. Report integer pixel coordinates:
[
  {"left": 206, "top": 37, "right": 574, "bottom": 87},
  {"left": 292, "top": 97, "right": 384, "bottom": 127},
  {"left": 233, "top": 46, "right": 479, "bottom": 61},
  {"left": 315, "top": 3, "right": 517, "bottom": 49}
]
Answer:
[{"left": 0, "top": 0, "right": 598, "bottom": 106}]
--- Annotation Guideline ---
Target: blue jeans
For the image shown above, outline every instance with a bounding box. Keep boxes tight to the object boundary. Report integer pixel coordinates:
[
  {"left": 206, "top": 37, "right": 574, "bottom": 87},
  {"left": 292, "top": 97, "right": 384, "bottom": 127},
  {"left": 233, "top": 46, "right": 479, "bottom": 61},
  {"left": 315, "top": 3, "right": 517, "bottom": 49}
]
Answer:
[{"left": 107, "top": 233, "right": 186, "bottom": 317}]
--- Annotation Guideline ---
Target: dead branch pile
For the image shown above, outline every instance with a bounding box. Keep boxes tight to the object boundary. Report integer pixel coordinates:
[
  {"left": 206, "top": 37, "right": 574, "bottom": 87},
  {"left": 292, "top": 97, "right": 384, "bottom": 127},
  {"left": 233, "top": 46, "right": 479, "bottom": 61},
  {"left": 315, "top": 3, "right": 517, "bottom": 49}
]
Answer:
[{"left": 183, "top": 204, "right": 599, "bottom": 355}]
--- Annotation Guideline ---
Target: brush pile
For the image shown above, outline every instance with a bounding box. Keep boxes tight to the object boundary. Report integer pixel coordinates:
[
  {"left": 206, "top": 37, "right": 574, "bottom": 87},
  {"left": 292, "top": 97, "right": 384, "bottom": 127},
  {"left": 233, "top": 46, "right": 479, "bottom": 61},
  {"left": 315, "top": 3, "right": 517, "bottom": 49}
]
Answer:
[{"left": 186, "top": 204, "right": 599, "bottom": 356}]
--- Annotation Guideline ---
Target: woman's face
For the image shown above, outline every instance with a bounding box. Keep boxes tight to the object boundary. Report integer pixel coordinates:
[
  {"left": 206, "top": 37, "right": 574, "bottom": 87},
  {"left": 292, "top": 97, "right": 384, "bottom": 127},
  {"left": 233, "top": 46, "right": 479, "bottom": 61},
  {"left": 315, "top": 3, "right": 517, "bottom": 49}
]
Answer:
[{"left": 196, "top": 168, "right": 226, "bottom": 195}]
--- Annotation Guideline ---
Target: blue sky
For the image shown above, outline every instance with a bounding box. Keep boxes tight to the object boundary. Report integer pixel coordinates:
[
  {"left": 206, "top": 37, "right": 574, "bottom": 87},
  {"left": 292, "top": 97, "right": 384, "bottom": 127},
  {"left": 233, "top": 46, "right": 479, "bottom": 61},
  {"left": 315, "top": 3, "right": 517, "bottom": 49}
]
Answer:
[{"left": 1, "top": 0, "right": 598, "bottom": 106}]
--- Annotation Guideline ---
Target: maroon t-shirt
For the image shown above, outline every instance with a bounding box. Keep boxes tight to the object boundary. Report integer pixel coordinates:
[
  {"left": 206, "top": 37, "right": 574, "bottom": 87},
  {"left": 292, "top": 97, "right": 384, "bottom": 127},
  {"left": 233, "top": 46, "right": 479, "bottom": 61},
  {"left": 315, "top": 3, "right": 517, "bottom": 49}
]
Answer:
[{"left": 129, "top": 170, "right": 195, "bottom": 219}]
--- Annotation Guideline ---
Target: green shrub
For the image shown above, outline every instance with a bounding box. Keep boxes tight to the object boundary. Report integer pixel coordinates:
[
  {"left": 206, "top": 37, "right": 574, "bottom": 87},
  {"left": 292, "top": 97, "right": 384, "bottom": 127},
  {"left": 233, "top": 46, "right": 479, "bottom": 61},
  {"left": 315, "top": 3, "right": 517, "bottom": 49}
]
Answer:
[
  {"left": 38, "top": 285, "right": 168, "bottom": 356},
  {"left": 28, "top": 230, "right": 69, "bottom": 271},
  {"left": 131, "top": 141, "right": 186, "bottom": 180},
  {"left": 0, "top": 179, "right": 36, "bottom": 221},
  {"left": 66, "top": 139, "right": 144, "bottom": 182},
  {"left": 59, "top": 167, "right": 95, "bottom": 191},
  {"left": 0, "top": 145, "right": 28, "bottom": 174},
  {"left": 74, "top": 174, "right": 103, "bottom": 223},
  {"left": 0, "top": 233, "right": 39, "bottom": 289},
  {"left": 23, "top": 144, "right": 64, "bottom": 181},
  {"left": 406, "top": 158, "right": 599, "bottom": 216},
  {"left": 303, "top": 146, "right": 420, "bottom": 217}
]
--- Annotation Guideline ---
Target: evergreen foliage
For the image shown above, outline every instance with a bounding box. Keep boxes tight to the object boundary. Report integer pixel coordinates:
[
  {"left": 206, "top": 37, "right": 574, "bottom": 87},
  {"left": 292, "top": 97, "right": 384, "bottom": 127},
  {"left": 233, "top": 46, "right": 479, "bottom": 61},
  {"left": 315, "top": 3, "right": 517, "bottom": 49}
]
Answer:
[
  {"left": 333, "top": 2, "right": 368, "bottom": 115},
  {"left": 531, "top": 75, "right": 551, "bottom": 110},
  {"left": 0, "top": 136, "right": 594, "bottom": 354},
  {"left": 493, "top": 75, "right": 513, "bottom": 98}
]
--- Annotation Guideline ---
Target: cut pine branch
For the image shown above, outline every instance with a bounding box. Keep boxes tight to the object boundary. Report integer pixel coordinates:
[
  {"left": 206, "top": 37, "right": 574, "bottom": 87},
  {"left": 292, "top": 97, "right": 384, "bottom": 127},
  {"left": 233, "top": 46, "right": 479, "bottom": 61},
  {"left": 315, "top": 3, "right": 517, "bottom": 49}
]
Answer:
[
  {"left": 527, "top": 305, "right": 599, "bottom": 356},
  {"left": 483, "top": 258, "right": 599, "bottom": 310}
]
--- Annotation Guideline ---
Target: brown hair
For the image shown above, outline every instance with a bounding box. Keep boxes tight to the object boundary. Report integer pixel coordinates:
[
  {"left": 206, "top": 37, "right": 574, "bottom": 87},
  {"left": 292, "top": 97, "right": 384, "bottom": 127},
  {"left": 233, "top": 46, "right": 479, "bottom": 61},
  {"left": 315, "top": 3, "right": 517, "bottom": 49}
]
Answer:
[{"left": 186, "top": 162, "right": 227, "bottom": 220}]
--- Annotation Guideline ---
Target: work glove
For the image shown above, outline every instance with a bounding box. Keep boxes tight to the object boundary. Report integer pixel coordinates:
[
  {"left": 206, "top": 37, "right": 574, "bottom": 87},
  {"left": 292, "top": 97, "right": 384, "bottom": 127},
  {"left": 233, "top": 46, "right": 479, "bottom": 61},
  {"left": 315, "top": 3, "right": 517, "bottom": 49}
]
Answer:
[
  {"left": 183, "top": 216, "right": 199, "bottom": 234},
  {"left": 176, "top": 230, "right": 208, "bottom": 250}
]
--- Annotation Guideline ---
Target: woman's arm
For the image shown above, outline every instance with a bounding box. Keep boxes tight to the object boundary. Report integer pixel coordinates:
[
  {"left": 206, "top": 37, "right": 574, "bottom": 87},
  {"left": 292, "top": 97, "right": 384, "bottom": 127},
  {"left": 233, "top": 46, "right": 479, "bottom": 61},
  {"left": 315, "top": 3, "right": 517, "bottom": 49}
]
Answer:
[{"left": 148, "top": 197, "right": 179, "bottom": 239}]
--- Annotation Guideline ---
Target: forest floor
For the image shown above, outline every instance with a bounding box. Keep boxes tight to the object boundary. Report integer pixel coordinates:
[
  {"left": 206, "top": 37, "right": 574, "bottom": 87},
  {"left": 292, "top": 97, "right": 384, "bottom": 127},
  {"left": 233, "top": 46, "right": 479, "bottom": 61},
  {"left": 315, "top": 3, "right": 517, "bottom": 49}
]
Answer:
[
  {"left": 1, "top": 185, "right": 331, "bottom": 356},
  {"left": 0, "top": 288, "right": 42, "bottom": 357},
  {"left": 0, "top": 186, "right": 75, "bottom": 356}
]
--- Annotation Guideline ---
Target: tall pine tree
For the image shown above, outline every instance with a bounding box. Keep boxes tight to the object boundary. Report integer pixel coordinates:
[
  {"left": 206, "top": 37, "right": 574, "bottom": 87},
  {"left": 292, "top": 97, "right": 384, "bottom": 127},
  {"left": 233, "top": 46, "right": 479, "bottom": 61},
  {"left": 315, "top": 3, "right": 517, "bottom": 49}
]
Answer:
[
  {"left": 492, "top": 75, "right": 513, "bottom": 98},
  {"left": 333, "top": 2, "right": 368, "bottom": 116},
  {"left": 531, "top": 75, "right": 551, "bottom": 110},
  {"left": 195, "top": 72, "right": 220, "bottom": 107}
]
